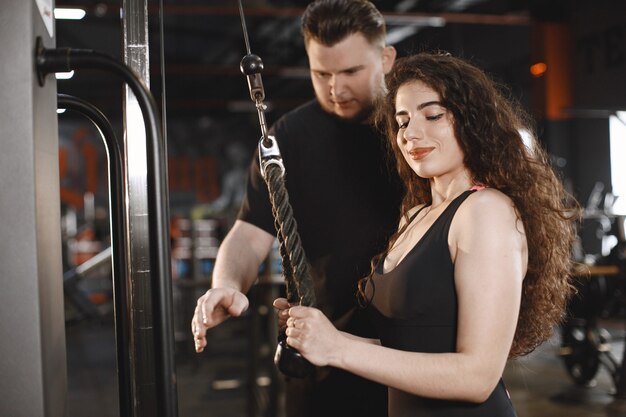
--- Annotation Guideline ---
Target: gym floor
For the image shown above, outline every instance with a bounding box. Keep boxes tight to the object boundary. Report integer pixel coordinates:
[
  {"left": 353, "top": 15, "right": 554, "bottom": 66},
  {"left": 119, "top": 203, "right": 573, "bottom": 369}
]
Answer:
[{"left": 65, "top": 295, "right": 626, "bottom": 417}]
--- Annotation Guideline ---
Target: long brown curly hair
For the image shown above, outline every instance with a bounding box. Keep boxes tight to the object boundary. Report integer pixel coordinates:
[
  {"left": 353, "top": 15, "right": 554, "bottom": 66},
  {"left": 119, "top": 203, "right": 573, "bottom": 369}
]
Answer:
[{"left": 359, "top": 52, "right": 579, "bottom": 357}]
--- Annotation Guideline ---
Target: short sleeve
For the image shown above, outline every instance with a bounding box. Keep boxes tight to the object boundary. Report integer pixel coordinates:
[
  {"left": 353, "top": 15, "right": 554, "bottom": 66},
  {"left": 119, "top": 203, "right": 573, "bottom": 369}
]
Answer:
[{"left": 236, "top": 146, "right": 276, "bottom": 236}]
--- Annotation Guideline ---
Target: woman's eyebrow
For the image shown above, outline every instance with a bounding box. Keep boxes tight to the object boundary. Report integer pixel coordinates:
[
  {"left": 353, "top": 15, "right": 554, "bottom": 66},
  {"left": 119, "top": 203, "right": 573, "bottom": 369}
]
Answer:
[
  {"left": 417, "top": 100, "right": 443, "bottom": 110},
  {"left": 395, "top": 101, "right": 443, "bottom": 117}
]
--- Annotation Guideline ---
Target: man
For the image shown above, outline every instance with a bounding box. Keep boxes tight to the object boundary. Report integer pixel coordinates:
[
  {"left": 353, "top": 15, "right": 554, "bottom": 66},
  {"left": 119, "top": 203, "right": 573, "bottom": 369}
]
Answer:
[{"left": 192, "top": 1, "right": 402, "bottom": 415}]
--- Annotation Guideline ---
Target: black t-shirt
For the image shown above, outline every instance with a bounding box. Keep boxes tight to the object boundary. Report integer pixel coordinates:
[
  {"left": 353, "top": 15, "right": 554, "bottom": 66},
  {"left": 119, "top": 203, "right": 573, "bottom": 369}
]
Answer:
[
  {"left": 238, "top": 100, "right": 403, "bottom": 417},
  {"left": 239, "top": 100, "right": 402, "bottom": 333}
]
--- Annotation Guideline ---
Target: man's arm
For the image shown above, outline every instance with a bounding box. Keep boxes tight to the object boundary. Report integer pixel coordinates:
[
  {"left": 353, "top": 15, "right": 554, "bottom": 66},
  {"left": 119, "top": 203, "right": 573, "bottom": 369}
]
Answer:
[
  {"left": 192, "top": 220, "right": 275, "bottom": 352},
  {"left": 212, "top": 219, "right": 275, "bottom": 292}
]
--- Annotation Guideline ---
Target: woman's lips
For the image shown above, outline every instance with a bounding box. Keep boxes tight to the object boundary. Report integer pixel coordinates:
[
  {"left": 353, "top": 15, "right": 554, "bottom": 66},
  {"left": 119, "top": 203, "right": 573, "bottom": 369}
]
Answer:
[{"left": 408, "top": 147, "right": 434, "bottom": 160}]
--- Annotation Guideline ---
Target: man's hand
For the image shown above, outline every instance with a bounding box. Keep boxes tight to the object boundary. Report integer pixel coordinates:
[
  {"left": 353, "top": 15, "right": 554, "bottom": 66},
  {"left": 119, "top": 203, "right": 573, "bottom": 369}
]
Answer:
[
  {"left": 272, "top": 297, "right": 291, "bottom": 330},
  {"left": 191, "top": 288, "right": 249, "bottom": 353}
]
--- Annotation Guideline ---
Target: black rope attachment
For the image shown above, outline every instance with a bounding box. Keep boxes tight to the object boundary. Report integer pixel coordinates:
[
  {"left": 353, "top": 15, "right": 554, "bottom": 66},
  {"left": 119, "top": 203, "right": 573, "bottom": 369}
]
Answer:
[{"left": 237, "top": 0, "right": 316, "bottom": 379}]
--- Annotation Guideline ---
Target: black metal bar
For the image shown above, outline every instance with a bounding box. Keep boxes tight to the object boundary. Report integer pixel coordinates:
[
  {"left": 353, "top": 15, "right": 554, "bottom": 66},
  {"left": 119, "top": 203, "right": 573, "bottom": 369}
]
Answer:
[
  {"left": 38, "top": 43, "right": 178, "bottom": 417},
  {"left": 614, "top": 274, "right": 626, "bottom": 398},
  {"left": 57, "top": 94, "right": 132, "bottom": 416}
]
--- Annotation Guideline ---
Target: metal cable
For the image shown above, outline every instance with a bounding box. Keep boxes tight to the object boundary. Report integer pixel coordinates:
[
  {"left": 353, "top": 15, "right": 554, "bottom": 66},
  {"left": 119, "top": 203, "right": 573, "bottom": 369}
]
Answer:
[{"left": 235, "top": 0, "right": 315, "bottom": 308}]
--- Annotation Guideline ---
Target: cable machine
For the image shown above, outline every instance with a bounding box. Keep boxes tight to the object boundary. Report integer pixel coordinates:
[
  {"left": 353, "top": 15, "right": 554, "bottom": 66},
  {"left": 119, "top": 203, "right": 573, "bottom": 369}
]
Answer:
[
  {"left": 0, "top": 1, "right": 177, "bottom": 416},
  {"left": 36, "top": 42, "right": 177, "bottom": 417}
]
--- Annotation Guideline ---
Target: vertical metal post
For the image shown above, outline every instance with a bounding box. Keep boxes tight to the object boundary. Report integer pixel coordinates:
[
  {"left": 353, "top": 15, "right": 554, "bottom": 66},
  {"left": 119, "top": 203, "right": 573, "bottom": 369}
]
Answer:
[
  {"left": 0, "top": 1, "right": 66, "bottom": 416},
  {"left": 122, "top": 0, "right": 157, "bottom": 415},
  {"left": 121, "top": 1, "right": 178, "bottom": 415}
]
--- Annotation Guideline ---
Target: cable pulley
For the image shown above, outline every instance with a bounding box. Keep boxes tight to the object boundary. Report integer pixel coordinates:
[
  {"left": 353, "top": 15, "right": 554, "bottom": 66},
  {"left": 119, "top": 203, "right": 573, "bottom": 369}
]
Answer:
[{"left": 237, "top": 0, "right": 316, "bottom": 378}]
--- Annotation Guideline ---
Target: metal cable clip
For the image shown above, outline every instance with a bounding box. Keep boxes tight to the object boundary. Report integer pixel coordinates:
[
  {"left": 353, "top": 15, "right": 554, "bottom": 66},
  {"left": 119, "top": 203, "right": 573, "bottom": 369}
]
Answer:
[{"left": 258, "top": 135, "right": 285, "bottom": 177}]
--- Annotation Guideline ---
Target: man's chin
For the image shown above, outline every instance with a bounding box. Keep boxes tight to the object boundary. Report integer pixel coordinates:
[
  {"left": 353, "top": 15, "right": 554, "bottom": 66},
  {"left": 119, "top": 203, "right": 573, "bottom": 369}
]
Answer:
[{"left": 322, "top": 103, "right": 372, "bottom": 123}]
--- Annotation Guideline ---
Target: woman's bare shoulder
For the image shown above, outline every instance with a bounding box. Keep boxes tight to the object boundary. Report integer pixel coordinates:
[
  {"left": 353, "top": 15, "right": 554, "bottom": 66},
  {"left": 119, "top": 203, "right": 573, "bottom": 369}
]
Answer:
[
  {"left": 453, "top": 188, "right": 520, "bottom": 236},
  {"left": 463, "top": 188, "right": 515, "bottom": 216}
]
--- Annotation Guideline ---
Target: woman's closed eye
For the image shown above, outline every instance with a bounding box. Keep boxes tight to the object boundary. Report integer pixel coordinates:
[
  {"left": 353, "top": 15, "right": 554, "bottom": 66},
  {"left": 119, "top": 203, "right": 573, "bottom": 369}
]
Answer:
[
  {"left": 426, "top": 113, "right": 444, "bottom": 121},
  {"left": 396, "top": 117, "right": 409, "bottom": 129},
  {"left": 396, "top": 111, "right": 444, "bottom": 129}
]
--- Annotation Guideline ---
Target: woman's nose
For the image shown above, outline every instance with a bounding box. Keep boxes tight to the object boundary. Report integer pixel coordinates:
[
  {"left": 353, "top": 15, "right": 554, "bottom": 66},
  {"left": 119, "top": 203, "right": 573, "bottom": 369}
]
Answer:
[{"left": 403, "top": 121, "right": 422, "bottom": 142}]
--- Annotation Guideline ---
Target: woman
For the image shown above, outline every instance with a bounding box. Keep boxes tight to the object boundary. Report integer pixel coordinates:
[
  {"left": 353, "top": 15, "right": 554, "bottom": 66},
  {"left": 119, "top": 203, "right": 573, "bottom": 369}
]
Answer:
[{"left": 275, "top": 52, "right": 578, "bottom": 416}]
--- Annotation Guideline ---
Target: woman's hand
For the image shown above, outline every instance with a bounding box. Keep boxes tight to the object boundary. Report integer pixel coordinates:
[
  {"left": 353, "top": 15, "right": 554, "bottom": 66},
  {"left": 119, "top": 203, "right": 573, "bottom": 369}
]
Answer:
[{"left": 285, "top": 305, "right": 345, "bottom": 367}]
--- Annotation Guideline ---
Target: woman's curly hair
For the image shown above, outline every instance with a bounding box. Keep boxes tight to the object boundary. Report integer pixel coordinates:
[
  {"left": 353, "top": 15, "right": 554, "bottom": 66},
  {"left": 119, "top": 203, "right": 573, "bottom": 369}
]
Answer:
[{"left": 360, "top": 52, "right": 579, "bottom": 357}]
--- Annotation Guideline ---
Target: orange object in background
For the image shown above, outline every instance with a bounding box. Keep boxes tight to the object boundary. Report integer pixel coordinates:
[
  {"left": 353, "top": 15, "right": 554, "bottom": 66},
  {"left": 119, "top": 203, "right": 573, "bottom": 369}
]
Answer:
[
  {"left": 59, "top": 127, "right": 101, "bottom": 209},
  {"left": 530, "top": 62, "right": 547, "bottom": 77},
  {"left": 533, "top": 23, "right": 572, "bottom": 120},
  {"left": 88, "top": 292, "right": 110, "bottom": 305}
]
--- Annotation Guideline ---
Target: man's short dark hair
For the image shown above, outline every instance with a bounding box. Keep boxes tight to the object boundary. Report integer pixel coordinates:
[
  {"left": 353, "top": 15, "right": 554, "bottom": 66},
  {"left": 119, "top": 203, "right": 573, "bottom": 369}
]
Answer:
[{"left": 301, "top": 0, "right": 386, "bottom": 48}]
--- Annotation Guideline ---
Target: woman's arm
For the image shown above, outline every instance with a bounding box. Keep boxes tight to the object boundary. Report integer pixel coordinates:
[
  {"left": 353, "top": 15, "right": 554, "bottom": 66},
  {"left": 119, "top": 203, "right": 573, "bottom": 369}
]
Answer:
[
  {"left": 286, "top": 189, "right": 527, "bottom": 403},
  {"left": 339, "top": 331, "right": 381, "bottom": 345}
]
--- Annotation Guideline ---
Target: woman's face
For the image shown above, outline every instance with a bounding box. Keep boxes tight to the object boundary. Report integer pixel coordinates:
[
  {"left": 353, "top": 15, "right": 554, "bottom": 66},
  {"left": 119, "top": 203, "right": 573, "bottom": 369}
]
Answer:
[{"left": 394, "top": 80, "right": 465, "bottom": 180}]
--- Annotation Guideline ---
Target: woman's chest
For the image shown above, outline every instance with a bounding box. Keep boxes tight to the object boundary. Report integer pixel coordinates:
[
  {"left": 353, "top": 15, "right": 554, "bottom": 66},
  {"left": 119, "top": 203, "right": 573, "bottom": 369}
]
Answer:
[{"left": 372, "top": 242, "right": 457, "bottom": 323}]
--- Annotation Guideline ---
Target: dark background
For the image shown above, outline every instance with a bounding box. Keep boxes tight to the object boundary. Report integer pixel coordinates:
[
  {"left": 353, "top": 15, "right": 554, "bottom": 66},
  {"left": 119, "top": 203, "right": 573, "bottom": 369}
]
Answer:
[
  {"left": 53, "top": 0, "right": 625, "bottom": 211},
  {"left": 50, "top": 2, "right": 626, "bottom": 416}
]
